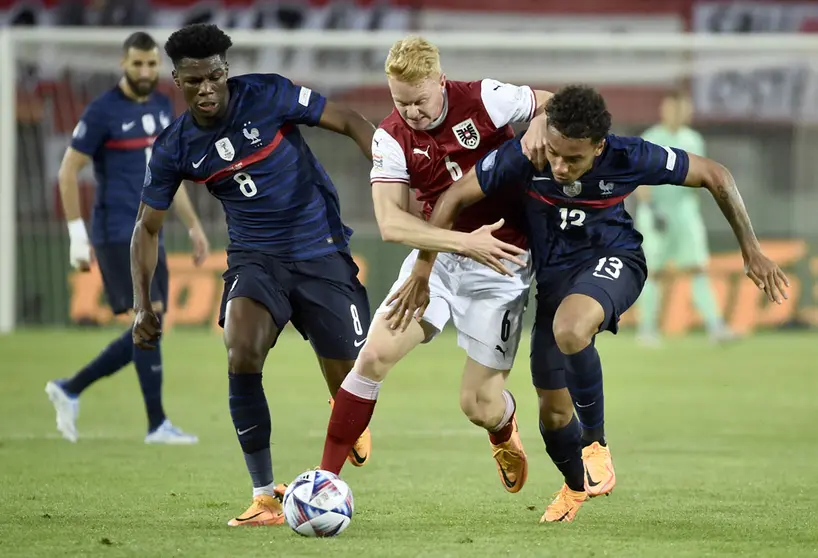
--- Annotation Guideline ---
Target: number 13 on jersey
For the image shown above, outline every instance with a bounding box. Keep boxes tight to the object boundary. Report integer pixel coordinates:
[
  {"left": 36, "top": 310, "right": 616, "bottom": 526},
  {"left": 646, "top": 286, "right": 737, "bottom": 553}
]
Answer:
[{"left": 559, "top": 207, "right": 586, "bottom": 229}]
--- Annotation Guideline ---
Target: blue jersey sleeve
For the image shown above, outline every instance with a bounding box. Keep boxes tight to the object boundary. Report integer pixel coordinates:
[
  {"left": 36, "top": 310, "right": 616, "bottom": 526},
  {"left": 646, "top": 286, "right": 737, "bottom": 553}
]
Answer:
[
  {"left": 269, "top": 74, "right": 327, "bottom": 126},
  {"left": 474, "top": 136, "right": 535, "bottom": 196},
  {"left": 628, "top": 138, "right": 690, "bottom": 186},
  {"left": 141, "top": 135, "right": 181, "bottom": 211},
  {"left": 70, "top": 100, "right": 109, "bottom": 157}
]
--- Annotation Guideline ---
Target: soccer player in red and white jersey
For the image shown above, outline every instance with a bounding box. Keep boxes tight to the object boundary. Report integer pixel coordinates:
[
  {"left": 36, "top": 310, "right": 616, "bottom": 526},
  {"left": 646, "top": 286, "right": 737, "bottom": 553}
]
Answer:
[{"left": 320, "top": 36, "right": 552, "bottom": 492}]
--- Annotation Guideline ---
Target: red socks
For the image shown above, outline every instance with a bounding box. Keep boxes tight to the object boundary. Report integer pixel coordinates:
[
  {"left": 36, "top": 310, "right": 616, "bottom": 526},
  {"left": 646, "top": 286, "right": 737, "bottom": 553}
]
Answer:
[{"left": 320, "top": 387, "right": 377, "bottom": 474}]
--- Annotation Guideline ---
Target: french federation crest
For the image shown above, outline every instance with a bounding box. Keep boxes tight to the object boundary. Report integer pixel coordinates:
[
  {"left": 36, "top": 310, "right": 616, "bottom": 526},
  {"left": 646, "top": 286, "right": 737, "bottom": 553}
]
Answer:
[
  {"left": 563, "top": 181, "right": 583, "bottom": 197},
  {"left": 452, "top": 118, "right": 480, "bottom": 149},
  {"left": 215, "top": 137, "right": 235, "bottom": 161},
  {"left": 598, "top": 180, "right": 614, "bottom": 195},
  {"left": 141, "top": 113, "right": 156, "bottom": 136},
  {"left": 159, "top": 112, "right": 171, "bottom": 129}
]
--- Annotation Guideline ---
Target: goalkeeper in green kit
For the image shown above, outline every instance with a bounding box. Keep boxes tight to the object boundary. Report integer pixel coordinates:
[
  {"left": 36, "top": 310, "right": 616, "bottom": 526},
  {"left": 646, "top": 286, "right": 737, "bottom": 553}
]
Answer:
[{"left": 635, "top": 90, "right": 737, "bottom": 345}]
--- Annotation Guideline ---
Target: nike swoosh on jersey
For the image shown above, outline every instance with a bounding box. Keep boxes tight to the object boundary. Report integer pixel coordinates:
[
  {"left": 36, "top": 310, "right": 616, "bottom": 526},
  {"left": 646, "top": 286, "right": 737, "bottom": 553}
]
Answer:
[{"left": 192, "top": 154, "right": 207, "bottom": 168}]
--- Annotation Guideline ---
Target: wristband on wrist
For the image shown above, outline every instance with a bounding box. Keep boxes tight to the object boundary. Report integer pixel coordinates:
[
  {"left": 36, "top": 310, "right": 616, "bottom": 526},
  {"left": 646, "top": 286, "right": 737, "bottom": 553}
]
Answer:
[{"left": 67, "top": 218, "right": 88, "bottom": 243}]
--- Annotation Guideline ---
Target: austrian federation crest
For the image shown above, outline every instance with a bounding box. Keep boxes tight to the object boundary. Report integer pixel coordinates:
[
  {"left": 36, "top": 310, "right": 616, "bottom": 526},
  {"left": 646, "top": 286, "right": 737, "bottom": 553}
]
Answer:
[
  {"left": 452, "top": 118, "right": 480, "bottom": 149},
  {"left": 563, "top": 181, "right": 583, "bottom": 197}
]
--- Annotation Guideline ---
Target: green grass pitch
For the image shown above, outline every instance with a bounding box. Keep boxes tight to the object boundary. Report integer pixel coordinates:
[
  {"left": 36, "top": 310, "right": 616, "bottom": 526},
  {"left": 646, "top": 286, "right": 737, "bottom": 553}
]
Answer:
[{"left": 0, "top": 328, "right": 816, "bottom": 557}]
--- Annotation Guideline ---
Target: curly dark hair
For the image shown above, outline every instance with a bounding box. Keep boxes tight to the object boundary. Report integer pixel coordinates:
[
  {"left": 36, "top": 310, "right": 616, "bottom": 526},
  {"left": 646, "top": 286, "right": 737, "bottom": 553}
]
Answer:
[
  {"left": 164, "top": 23, "right": 233, "bottom": 66},
  {"left": 545, "top": 85, "right": 612, "bottom": 143}
]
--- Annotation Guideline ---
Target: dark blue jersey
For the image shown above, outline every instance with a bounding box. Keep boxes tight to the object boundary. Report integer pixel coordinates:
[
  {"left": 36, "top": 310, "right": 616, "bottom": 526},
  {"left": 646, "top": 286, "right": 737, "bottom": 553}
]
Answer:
[
  {"left": 71, "top": 87, "right": 173, "bottom": 245},
  {"left": 475, "top": 134, "right": 690, "bottom": 282},
  {"left": 142, "top": 73, "right": 351, "bottom": 261}
]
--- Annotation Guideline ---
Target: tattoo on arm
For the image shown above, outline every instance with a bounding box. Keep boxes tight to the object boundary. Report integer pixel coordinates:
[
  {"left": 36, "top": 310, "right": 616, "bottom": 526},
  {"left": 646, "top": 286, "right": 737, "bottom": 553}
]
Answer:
[{"left": 711, "top": 175, "right": 759, "bottom": 254}]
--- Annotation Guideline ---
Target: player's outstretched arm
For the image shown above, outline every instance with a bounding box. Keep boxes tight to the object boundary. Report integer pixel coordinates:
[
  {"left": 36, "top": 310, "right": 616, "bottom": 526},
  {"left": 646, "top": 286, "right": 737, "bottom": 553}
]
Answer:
[
  {"left": 683, "top": 154, "right": 790, "bottom": 303},
  {"left": 373, "top": 180, "right": 476, "bottom": 253},
  {"left": 318, "top": 101, "right": 376, "bottom": 161},
  {"left": 59, "top": 147, "right": 94, "bottom": 271},
  {"left": 385, "top": 167, "right": 514, "bottom": 331},
  {"left": 130, "top": 203, "right": 166, "bottom": 348},
  {"left": 411, "top": 166, "right": 499, "bottom": 275}
]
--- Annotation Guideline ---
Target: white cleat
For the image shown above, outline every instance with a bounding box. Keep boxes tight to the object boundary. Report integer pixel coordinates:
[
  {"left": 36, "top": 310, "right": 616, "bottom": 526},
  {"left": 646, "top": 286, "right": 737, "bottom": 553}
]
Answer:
[
  {"left": 45, "top": 381, "right": 79, "bottom": 443},
  {"left": 144, "top": 420, "right": 199, "bottom": 445},
  {"left": 710, "top": 327, "right": 741, "bottom": 345},
  {"left": 636, "top": 333, "right": 662, "bottom": 348}
]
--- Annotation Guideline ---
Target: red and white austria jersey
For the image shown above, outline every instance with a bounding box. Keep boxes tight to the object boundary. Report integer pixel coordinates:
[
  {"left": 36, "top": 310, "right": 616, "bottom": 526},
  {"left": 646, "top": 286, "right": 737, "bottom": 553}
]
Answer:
[{"left": 371, "top": 79, "right": 537, "bottom": 248}]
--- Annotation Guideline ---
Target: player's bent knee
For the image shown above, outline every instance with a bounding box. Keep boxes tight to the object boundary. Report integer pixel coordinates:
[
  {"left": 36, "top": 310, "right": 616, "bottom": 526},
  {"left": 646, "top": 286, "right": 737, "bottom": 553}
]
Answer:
[
  {"left": 537, "top": 388, "right": 574, "bottom": 430},
  {"left": 354, "top": 344, "right": 395, "bottom": 382},
  {"left": 553, "top": 295, "right": 602, "bottom": 355},
  {"left": 553, "top": 321, "right": 594, "bottom": 355},
  {"left": 227, "top": 343, "right": 267, "bottom": 374}
]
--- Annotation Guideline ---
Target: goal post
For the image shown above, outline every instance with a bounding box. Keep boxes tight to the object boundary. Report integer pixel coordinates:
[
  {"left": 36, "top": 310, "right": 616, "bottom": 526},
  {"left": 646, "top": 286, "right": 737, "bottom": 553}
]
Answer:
[{"left": 2, "top": 27, "right": 817, "bottom": 334}]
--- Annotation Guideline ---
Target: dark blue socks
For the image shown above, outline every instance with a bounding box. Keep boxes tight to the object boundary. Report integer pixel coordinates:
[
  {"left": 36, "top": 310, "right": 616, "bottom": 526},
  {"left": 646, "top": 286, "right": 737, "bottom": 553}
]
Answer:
[
  {"left": 62, "top": 329, "right": 133, "bottom": 396},
  {"left": 566, "top": 342, "right": 606, "bottom": 446},
  {"left": 540, "top": 415, "right": 585, "bottom": 492},
  {"left": 229, "top": 373, "right": 273, "bottom": 489}
]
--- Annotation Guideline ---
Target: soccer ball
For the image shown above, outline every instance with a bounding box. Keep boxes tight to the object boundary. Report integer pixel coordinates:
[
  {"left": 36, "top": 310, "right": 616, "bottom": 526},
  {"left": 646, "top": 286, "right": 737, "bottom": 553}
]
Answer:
[{"left": 283, "top": 469, "right": 354, "bottom": 537}]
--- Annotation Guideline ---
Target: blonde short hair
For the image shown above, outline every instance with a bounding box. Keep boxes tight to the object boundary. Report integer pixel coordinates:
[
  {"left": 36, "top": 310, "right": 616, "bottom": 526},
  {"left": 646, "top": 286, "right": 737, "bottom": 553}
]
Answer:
[{"left": 384, "top": 36, "right": 441, "bottom": 83}]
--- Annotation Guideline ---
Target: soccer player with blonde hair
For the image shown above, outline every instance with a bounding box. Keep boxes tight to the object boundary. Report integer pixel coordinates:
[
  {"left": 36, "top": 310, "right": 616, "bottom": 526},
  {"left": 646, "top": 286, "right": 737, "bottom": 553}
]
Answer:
[{"left": 319, "top": 36, "right": 553, "bottom": 493}]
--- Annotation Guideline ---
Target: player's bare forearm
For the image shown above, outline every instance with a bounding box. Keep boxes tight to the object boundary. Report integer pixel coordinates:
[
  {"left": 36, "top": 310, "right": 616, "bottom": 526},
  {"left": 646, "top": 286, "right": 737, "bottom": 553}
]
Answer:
[
  {"left": 130, "top": 203, "right": 164, "bottom": 310},
  {"left": 378, "top": 204, "right": 468, "bottom": 252},
  {"left": 414, "top": 168, "right": 490, "bottom": 273},
  {"left": 171, "top": 182, "right": 203, "bottom": 231},
  {"left": 634, "top": 186, "right": 651, "bottom": 203},
  {"left": 532, "top": 90, "right": 554, "bottom": 116},
  {"left": 429, "top": 167, "right": 487, "bottom": 231},
  {"left": 685, "top": 154, "right": 761, "bottom": 256},
  {"left": 373, "top": 181, "right": 467, "bottom": 253},
  {"left": 318, "top": 101, "right": 375, "bottom": 161},
  {"left": 58, "top": 148, "right": 91, "bottom": 221}
]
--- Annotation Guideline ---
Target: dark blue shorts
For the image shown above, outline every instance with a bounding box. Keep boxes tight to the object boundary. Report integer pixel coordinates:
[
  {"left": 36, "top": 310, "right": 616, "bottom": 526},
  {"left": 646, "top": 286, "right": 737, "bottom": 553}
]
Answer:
[
  {"left": 530, "top": 250, "right": 646, "bottom": 390},
  {"left": 218, "top": 249, "right": 371, "bottom": 361},
  {"left": 94, "top": 242, "right": 169, "bottom": 315}
]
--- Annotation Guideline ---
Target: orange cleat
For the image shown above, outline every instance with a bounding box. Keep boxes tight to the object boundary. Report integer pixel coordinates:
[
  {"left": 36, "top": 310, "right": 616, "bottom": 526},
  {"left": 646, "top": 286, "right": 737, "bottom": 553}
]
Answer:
[
  {"left": 539, "top": 484, "right": 588, "bottom": 523},
  {"left": 582, "top": 441, "right": 616, "bottom": 497},
  {"left": 490, "top": 416, "right": 528, "bottom": 493},
  {"left": 329, "top": 397, "right": 372, "bottom": 467},
  {"left": 227, "top": 494, "right": 285, "bottom": 527}
]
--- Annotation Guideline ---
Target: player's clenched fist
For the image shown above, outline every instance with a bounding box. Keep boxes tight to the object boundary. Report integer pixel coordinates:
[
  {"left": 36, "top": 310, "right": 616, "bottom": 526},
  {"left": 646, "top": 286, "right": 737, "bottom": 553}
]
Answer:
[{"left": 132, "top": 309, "right": 162, "bottom": 349}]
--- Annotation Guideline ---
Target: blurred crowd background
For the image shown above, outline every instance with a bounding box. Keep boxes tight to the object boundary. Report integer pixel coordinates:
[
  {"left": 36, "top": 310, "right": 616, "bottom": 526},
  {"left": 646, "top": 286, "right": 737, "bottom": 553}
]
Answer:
[{"left": 2, "top": 0, "right": 817, "bottom": 335}]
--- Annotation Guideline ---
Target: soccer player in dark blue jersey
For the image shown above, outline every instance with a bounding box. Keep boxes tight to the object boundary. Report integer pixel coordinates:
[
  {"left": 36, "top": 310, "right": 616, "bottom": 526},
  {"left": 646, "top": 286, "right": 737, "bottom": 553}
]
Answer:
[
  {"left": 46, "top": 31, "right": 206, "bottom": 445},
  {"left": 130, "top": 23, "right": 376, "bottom": 527},
  {"left": 388, "top": 85, "right": 789, "bottom": 523}
]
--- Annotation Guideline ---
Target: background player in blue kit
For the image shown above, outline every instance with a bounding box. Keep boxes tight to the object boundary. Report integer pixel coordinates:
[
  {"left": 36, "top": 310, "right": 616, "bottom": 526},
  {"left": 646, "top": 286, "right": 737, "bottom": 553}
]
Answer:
[
  {"left": 130, "top": 24, "right": 377, "bottom": 527},
  {"left": 388, "top": 85, "right": 789, "bottom": 523},
  {"left": 46, "top": 32, "right": 207, "bottom": 445}
]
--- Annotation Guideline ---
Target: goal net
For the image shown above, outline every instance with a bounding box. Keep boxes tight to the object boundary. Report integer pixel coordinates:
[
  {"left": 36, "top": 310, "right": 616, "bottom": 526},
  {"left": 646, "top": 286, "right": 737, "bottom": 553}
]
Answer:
[{"left": 2, "top": 29, "right": 817, "bottom": 334}]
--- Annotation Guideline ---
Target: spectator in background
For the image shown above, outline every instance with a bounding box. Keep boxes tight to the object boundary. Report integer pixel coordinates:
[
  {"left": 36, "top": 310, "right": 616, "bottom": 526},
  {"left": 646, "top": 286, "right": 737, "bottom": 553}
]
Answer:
[
  {"left": 56, "top": 0, "right": 150, "bottom": 27},
  {"left": 635, "top": 91, "right": 738, "bottom": 345}
]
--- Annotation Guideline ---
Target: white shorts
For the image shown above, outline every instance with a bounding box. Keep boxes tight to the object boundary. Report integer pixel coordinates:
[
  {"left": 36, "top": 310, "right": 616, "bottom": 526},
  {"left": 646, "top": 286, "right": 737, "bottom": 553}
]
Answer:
[{"left": 376, "top": 249, "right": 532, "bottom": 370}]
